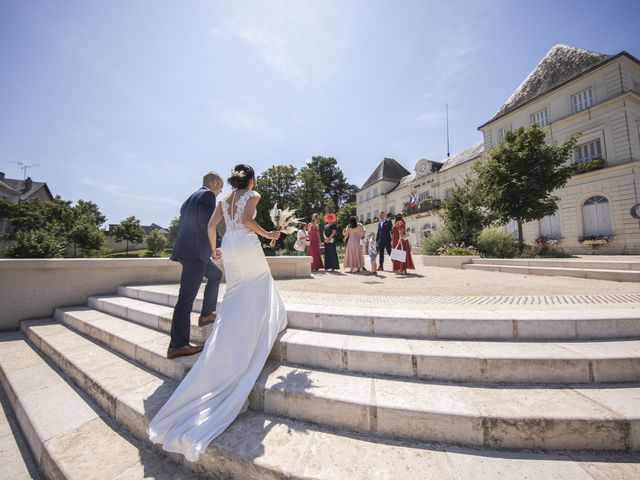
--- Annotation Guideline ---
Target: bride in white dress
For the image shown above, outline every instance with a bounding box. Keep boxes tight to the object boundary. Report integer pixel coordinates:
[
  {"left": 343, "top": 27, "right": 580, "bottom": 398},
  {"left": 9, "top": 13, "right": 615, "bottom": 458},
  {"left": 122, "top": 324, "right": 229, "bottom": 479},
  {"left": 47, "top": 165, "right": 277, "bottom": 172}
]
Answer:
[{"left": 148, "top": 164, "right": 287, "bottom": 462}]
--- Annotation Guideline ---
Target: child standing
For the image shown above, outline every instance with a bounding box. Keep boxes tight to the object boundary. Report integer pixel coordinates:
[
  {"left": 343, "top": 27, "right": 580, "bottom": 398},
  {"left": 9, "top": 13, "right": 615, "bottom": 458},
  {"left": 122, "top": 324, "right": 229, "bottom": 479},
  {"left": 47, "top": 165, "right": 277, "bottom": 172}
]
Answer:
[{"left": 366, "top": 233, "right": 378, "bottom": 276}]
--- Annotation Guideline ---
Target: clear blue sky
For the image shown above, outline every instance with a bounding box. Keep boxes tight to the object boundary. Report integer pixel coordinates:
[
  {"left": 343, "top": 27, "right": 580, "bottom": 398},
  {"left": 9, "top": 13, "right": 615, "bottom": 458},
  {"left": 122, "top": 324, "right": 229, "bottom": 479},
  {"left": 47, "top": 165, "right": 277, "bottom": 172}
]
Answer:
[{"left": 1, "top": 0, "right": 638, "bottom": 227}]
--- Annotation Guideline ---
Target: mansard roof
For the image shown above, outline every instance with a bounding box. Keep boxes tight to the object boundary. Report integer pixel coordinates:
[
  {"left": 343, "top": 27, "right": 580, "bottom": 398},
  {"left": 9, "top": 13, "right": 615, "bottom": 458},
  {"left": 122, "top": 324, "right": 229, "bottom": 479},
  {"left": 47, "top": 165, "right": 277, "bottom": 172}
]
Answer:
[
  {"left": 440, "top": 141, "right": 484, "bottom": 172},
  {"left": 360, "top": 157, "right": 411, "bottom": 189},
  {"left": 479, "top": 44, "right": 614, "bottom": 128}
]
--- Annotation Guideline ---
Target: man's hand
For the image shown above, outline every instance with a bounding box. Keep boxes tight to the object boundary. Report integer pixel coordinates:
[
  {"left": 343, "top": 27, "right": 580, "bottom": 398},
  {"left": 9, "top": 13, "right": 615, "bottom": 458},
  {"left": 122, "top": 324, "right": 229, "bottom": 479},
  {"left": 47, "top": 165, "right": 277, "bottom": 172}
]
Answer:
[{"left": 212, "top": 248, "right": 222, "bottom": 260}]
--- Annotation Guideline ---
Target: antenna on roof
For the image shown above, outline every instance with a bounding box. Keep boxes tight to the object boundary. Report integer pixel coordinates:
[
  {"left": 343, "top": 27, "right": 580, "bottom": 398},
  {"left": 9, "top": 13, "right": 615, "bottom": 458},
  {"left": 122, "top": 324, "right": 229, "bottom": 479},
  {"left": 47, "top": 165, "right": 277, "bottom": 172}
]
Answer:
[
  {"left": 446, "top": 104, "right": 450, "bottom": 158},
  {"left": 9, "top": 162, "right": 39, "bottom": 179}
]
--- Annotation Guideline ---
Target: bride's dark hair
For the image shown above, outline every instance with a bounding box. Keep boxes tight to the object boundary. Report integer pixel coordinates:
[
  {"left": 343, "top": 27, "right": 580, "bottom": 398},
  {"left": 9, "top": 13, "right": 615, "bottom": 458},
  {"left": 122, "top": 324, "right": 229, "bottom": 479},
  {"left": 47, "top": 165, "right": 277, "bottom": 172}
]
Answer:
[{"left": 227, "top": 164, "right": 256, "bottom": 189}]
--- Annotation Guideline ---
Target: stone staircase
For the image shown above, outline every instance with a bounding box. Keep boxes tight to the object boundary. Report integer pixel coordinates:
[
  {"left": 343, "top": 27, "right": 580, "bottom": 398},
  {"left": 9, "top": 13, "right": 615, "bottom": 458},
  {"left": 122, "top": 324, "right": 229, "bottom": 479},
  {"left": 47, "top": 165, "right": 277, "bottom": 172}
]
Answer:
[
  {"left": 2, "top": 285, "right": 640, "bottom": 479},
  {"left": 462, "top": 258, "right": 640, "bottom": 282}
]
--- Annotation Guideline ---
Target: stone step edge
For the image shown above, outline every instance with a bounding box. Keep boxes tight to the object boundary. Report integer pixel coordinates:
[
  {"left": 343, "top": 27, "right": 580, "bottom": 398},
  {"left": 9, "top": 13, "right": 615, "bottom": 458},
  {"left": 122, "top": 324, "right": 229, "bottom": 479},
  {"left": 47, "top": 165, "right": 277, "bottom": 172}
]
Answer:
[
  {"left": 18, "top": 321, "right": 305, "bottom": 479},
  {"left": 101, "top": 292, "right": 640, "bottom": 341},
  {"left": 0, "top": 332, "right": 198, "bottom": 480},
  {"left": 470, "top": 259, "right": 640, "bottom": 270},
  {"left": 12, "top": 330, "right": 638, "bottom": 479},
  {"left": 55, "top": 306, "right": 196, "bottom": 383},
  {"left": 462, "top": 263, "right": 640, "bottom": 278},
  {"left": 275, "top": 329, "right": 640, "bottom": 384},
  {"left": 249, "top": 361, "right": 640, "bottom": 452}
]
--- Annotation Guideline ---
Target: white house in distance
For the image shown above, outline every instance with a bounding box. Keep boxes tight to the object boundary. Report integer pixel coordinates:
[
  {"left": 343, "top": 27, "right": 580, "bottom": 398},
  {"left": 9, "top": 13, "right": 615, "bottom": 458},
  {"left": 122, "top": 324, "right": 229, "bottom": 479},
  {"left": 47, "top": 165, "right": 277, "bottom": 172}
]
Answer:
[{"left": 357, "top": 44, "right": 640, "bottom": 254}]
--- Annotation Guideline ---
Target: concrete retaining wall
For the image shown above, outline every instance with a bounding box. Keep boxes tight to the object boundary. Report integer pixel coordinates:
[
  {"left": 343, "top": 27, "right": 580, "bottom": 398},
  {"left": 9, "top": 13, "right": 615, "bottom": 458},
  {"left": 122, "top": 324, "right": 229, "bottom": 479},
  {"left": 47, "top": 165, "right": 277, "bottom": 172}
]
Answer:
[{"left": 0, "top": 256, "right": 311, "bottom": 331}]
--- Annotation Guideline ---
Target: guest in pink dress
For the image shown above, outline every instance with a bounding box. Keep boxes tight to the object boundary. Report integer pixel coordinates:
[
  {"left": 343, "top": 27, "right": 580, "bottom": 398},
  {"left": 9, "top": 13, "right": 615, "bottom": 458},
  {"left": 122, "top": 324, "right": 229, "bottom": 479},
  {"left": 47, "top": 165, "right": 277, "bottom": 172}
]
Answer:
[
  {"left": 308, "top": 213, "right": 324, "bottom": 272},
  {"left": 343, "top": 216, "right": 365, "bottom": 273}
]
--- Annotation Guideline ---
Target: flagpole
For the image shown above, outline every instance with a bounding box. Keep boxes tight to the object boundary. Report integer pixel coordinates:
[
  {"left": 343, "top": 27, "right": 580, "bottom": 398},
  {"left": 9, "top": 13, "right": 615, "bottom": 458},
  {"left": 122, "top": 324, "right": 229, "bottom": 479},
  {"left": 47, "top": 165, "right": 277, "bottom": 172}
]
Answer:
[{"left": 446, "top": 104, "right": 450, "bottom": 158}]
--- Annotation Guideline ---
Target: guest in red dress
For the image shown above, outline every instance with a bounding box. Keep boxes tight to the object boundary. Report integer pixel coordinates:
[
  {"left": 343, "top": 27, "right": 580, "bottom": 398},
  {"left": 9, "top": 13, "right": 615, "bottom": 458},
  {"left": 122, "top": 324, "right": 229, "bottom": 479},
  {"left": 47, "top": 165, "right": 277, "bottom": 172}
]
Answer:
[
  {"left": 391, "top": 214, "right": 415, "bottom": 274},
  {"left": 308, "top": 213, "right": 324, "bottom": 272}
]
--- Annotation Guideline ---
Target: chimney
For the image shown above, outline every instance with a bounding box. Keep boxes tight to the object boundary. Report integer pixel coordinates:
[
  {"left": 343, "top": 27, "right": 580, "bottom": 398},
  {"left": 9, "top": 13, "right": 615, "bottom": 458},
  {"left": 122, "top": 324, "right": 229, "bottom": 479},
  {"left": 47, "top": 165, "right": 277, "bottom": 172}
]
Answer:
[
  {"left": 24, "top": 177, "right": 33, "bottom": 192},
  {"left": 0, "top": 172, "right": 4, "bottom": 181}
]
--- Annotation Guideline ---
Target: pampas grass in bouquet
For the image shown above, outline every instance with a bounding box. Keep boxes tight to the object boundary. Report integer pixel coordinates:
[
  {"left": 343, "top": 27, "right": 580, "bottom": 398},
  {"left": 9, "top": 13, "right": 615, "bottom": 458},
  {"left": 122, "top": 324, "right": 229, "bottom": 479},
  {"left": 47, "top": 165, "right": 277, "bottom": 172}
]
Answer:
[{"left": 269, "top": 203, "right": 301, "bottom": 248}]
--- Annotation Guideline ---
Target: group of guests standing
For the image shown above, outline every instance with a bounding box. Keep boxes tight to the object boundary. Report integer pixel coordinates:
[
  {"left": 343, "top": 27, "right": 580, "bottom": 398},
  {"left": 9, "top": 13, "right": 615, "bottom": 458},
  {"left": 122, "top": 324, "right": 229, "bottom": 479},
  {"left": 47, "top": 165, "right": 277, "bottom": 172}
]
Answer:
[{"left": 294, "top": 210, "right": 414, "bottom": 275}]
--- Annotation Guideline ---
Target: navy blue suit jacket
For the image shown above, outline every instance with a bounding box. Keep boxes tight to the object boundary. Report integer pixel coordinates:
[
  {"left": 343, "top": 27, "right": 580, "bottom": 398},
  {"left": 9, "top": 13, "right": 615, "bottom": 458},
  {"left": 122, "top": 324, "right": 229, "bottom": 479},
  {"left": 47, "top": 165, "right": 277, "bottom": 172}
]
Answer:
[
  {"left": 171, "top": 187, "right": 219, "bottom": 263},
  {"left": 376, "top": 219, "right": 392, "bottom": 247}
]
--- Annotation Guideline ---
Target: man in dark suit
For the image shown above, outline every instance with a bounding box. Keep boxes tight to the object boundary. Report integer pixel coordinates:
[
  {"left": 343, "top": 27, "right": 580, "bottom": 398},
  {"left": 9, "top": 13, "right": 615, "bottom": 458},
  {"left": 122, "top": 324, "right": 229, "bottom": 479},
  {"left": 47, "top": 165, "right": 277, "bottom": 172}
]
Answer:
[
  {"left": 376, "top": 210, "right": 393, "bottom": 271},
  {"left": 167, "top": 172, "right": 224, "bottom": 359}
]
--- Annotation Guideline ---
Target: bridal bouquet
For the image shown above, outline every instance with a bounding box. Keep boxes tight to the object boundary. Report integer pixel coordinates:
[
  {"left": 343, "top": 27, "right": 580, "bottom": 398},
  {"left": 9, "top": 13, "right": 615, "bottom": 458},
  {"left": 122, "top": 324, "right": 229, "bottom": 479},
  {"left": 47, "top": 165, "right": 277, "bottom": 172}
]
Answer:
[{"left": 269, "top": 203, "right": 301, "bottom": 248}]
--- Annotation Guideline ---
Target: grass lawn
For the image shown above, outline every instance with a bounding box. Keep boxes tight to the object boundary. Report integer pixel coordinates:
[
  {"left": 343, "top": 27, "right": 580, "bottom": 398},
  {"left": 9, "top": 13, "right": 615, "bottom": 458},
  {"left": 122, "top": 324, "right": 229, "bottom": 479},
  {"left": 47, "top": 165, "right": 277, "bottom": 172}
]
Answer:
[{"left": 106, "top": 248, "right": 173, "bottom": 258}]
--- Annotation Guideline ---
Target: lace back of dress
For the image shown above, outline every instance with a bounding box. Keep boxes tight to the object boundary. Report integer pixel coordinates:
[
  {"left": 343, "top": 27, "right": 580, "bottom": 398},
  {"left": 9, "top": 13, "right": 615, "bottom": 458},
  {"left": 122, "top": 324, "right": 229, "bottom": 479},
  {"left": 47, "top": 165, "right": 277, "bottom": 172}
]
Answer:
[{"left": 223, "top": 190, "right": 253, "bottom": 232}]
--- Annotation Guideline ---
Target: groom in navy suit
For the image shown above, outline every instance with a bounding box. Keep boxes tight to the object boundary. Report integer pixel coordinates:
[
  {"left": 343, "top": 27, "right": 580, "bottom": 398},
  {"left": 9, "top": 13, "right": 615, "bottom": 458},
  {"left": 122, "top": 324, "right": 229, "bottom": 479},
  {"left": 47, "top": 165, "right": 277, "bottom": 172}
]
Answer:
[
  {"left": 168, "top": 172, "right": 224, "bottom": 359},
  {"left": 376, "top": 210, "right": 393, "bottom": 271}
]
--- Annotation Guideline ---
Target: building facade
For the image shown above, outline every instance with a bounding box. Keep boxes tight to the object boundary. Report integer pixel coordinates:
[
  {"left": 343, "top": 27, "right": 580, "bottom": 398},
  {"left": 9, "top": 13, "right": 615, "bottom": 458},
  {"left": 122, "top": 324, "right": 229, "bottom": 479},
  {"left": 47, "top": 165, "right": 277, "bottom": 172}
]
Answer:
[{"left": 357, "top": 44, "right": 640, "bottom": 254}]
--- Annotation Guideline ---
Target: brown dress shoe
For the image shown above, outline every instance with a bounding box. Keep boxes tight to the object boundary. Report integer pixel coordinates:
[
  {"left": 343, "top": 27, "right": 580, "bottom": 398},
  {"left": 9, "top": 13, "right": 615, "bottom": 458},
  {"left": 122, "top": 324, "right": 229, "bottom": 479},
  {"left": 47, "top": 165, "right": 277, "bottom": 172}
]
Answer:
[
  {"left": 198, "top": 313, "right": 217, "bottom": 327},
  {"left": 166, "top": 344, "right": 203, "bottom": 359}
]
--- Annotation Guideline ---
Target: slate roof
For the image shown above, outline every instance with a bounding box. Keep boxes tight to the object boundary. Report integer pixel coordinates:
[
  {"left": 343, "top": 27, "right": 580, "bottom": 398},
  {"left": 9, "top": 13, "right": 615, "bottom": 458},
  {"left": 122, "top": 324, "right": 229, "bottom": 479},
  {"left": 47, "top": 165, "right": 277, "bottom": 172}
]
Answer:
[
  {"left": 1, "top": 177, "right": 53, "bottom": 201},
  {"left": 440, "top": 141, "right": 484, "bottom": 172},
  {"left": 361, "top": 158, "right": 411, "bottom": 189},
  {"left": 480, "top": 44, "right": 613, "bottom": 128}
]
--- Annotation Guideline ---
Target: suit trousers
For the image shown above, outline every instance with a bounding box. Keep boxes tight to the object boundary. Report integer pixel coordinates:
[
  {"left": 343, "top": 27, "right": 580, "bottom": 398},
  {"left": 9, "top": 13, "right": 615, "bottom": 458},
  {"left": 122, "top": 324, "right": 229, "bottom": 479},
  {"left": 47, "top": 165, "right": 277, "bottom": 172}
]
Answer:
[
  {"left": 378, "top": 242, "right": 392, "bottom": 269},
  {"left": 170, "top": 258, "right": 223, "bottom": 348}
]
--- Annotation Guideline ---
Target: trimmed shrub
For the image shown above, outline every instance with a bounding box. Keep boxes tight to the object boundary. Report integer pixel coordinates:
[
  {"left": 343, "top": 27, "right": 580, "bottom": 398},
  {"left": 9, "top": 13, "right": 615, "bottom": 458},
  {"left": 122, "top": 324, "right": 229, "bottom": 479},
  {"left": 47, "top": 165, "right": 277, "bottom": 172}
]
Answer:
[
  {"left": 420, "top": 226, "right": 455, "bottom": 255},
  {"left": 442, "top": 246, "right": 479, "bottom": 256},
  {"left": 476, "top": 227, "right": 518, "bottom": 258},
  {"left": 6, "top": 229, "right": 67, "bottom": 258}
]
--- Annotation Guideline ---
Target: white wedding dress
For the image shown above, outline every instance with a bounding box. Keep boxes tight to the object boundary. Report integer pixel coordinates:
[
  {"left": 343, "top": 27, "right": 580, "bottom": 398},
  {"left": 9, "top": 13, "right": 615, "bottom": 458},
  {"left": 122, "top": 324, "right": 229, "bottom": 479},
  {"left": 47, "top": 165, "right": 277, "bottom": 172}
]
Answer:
[{"left": 148, "top": 189, "right": 287, "bottom": 462}]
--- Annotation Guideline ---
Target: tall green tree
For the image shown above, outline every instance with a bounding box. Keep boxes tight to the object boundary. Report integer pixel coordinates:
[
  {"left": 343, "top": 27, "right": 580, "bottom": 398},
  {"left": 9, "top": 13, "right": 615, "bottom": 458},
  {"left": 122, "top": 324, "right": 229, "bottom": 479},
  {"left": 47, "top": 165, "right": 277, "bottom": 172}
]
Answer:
[
  {"left": 441, "top": 176, "right": 493, "bottom": 245},
  {"left": 112, "top": 216, "right": 145, "bottom": 256},
  {"left": 475, "top": 125, "right": 578, "bottom": 249},
  {"left": 304, "top": 156, "right": 359, "bottom": 207},
  {"left": 254, "top": 165, "right": 299, "bottom": 229},
  {"left": 295, "top": 166, "right": 325, "bottom": 221}
]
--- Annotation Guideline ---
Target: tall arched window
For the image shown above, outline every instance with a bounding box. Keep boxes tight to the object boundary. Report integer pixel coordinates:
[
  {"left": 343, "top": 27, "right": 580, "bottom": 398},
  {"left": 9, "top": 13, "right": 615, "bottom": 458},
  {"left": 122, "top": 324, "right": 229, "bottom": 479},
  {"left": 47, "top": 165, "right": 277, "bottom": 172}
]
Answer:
[{"left": 582, "top": 196, "right": 612, "bottom": 236}]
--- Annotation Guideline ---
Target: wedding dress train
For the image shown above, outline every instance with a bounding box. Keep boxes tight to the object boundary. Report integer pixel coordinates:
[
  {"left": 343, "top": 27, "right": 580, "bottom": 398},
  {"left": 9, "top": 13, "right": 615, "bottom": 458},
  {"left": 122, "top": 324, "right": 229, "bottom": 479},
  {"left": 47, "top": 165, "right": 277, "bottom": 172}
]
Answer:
[{"left": 148, "top": 189, "right": 287, "bottom": 462}]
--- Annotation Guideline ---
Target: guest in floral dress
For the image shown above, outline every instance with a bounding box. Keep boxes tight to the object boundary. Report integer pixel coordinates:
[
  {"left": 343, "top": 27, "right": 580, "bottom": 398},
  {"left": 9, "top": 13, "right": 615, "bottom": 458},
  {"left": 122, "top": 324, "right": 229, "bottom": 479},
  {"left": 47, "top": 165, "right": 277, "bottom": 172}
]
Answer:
[
  {"left": 343, "top": 216, "right": 365, "bottom": 273},
  {"left": 294, "top": 223, "right": 308, "bottom": 256},
  {"left": 308, "top": 213, "right": 324, "bottom": 271},
  {"left": 391, "top": 213, "right": 415, "bottom": 274}
]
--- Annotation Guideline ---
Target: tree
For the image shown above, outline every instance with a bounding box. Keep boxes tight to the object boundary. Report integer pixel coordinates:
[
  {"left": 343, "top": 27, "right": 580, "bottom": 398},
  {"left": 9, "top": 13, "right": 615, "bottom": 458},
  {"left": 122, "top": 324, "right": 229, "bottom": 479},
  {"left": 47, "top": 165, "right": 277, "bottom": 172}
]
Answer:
[
  {"left": 146, "top": 229, "right": 167, "bottom": 256},
  {"left": 70, "top": 215, "right": 105, "bottom": 257},
  {"left": 294, "top": 166, "right": 326, "bottom": 222},
  {"left": 73, "top": 200, "right": 106, "bottom": 227},
  {"left": 168, "top": 216, "right": 180, "bottom": 244},
  {"left": 254, "top": 165, "right": 299, "bottom": 230},
  {"left": 475, "top": 125, "right": 578, "bottom": 249},
  {"left": 112, "top": 216, "right": 145, "bottom": 256},
  {"left": 440, "top": 176, "right": 493, "bottom": 245},
  {"left": 304, "top": 156, "right": 358, "bottom": 207}
]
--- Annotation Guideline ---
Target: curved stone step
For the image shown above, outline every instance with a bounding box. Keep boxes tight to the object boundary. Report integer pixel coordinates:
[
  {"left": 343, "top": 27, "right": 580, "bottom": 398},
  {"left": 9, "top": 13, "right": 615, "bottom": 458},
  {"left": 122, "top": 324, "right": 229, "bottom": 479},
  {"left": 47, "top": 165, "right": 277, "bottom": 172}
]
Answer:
[
  {"left": 462, "top": 263, "right": 640, "bottom": 282},
  {"left": 470, "top": 258, "right": 640, "bottom": 271},
  {"left": 55, "top": 306, "right": 196, "bottom": 381},
  {"left": 111, "top": 289, "right": 640, "bottom": 341},
  {"left": 87, "top": 295, "right": 211, "bottom": 344},
  {"left": 11, "top": 325, "right": 640, "bottom": 478},
  {"left": 0, "top": 331, "right": 201, "bottom": 480},
  {"left": 275, "top": 328, "right": 640, "bottom": 384},
  {"left": 251, "top": 362, "right": 640, "bottom": 452}
]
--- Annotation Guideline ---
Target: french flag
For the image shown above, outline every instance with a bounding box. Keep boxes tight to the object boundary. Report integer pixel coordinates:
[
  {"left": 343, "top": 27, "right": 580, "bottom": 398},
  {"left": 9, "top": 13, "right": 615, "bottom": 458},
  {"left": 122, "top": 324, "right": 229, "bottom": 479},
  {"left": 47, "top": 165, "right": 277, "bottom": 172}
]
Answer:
[{"left": 409, "top": 194, "right": 417, "bottom": 208}]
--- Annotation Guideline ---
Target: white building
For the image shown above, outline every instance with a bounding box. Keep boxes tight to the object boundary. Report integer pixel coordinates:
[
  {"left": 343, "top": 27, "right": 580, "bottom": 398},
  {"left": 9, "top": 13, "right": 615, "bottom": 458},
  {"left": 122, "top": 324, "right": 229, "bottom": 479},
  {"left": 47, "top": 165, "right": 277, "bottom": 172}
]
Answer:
[{"left": 357, "top": 44, "right": 640, "bottom": 254}]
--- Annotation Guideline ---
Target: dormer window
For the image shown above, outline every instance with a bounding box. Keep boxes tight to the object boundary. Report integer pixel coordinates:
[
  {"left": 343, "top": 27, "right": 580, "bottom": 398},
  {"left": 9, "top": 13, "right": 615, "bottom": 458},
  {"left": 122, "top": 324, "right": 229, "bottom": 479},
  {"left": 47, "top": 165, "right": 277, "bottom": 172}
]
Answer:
[
  {"left": 572, "top": 88, "right": 593, "bottom": 113},
  {"left": 530, "top": 107, "right": 549, "bottom": 127}
]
